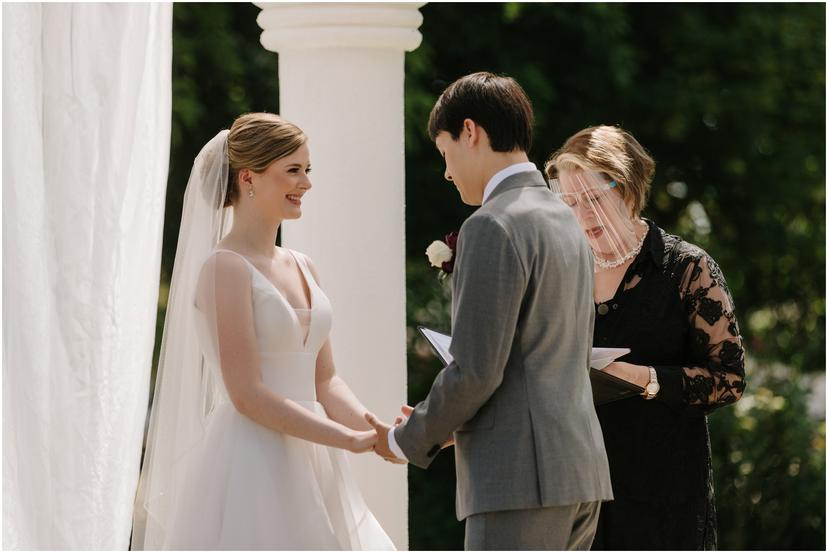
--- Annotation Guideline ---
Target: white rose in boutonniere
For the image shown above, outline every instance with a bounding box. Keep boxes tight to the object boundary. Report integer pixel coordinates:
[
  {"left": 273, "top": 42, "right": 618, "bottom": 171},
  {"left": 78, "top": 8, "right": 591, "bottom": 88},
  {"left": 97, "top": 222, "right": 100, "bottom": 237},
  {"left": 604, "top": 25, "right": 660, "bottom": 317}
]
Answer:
[
  {"left": 426, "top": 240, "right": 453, "bottom": 269},
  {"left": 425, "top": 231, "right": 458, "bottom": 281}
]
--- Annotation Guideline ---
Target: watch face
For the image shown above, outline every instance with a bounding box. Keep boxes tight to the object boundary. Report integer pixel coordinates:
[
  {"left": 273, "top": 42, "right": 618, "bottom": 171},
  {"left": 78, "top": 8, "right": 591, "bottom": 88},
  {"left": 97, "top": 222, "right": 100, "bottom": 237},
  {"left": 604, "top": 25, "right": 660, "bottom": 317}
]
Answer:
[{"left": 646, "top": 382, "right": 659, "bottom": 394}]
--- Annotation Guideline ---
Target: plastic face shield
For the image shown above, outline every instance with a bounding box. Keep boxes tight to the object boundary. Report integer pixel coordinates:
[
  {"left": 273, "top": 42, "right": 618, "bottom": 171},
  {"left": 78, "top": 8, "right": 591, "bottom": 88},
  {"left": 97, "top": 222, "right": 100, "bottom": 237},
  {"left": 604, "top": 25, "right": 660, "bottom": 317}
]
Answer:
[{"left": 549, "top": 169, "right": 641, "bottom": 272}]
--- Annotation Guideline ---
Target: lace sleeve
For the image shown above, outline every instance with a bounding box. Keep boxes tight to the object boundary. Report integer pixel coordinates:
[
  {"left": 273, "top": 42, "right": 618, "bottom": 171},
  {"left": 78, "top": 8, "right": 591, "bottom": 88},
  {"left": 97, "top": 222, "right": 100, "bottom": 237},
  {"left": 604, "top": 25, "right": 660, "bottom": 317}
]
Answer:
[{"left": 666, "top": 254, "right": 746, "bottom": 414}]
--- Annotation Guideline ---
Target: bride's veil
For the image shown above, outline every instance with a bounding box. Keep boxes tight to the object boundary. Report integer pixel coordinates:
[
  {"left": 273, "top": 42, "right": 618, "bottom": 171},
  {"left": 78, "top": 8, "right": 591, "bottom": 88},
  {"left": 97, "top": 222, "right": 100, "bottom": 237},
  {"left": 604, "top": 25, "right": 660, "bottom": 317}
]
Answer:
[{"left": 131, "top": 130, "right": 233, "bottom": 549}]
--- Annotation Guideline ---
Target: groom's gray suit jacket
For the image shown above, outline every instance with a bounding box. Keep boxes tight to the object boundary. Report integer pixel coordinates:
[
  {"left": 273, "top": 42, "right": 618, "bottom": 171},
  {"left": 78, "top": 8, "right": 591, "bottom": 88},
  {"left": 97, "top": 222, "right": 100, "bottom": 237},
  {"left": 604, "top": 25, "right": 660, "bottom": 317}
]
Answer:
[{"left": 396, "top": 170, "right": 613, "bottom": 521}]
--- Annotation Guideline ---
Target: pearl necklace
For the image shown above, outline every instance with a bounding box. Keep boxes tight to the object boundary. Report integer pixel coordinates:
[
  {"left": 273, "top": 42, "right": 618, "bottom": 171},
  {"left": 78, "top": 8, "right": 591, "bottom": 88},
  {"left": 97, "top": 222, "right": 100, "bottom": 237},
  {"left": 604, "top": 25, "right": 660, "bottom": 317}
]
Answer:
[{"left": 593, "top": 221, "right": 648, "bottom": 270}]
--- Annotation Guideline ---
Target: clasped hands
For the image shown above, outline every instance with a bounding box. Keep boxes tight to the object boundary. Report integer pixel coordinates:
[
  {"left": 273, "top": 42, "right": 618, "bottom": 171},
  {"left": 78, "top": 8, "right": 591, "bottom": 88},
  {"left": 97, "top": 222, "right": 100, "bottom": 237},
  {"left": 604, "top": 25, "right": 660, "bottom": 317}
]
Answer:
[
  {"left": 364, "top": 406, "right": 412, "bottom": 465},
  {"left": 364, "top": 405, "right": 456, "bottom": 464}
]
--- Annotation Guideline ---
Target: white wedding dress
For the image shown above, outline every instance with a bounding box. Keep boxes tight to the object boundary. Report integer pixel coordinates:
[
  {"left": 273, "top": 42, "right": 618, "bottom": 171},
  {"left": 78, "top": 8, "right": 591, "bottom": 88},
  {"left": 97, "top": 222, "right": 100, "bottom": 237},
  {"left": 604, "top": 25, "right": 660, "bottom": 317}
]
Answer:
[{"left": 160, "top": 248, "right": 394, "bottom": 550}]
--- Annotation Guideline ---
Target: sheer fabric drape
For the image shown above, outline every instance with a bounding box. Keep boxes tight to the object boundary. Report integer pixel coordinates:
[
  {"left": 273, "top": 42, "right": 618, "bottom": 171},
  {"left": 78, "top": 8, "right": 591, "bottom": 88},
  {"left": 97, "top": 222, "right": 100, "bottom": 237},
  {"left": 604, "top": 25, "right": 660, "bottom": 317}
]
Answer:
[{"left": 2, "top": 3, "right": 172, "bottom": 549}]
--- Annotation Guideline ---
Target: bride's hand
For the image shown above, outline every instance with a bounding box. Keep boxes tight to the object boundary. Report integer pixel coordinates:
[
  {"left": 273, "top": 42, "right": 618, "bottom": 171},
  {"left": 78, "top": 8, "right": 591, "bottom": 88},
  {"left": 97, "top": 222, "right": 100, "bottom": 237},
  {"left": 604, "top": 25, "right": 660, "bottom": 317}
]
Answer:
[
  {"left": 346, "top": 429, "right": 378, "bottom": 454},
  {"left": 394, "top": 404, "right": 414, "bottom": 426}
]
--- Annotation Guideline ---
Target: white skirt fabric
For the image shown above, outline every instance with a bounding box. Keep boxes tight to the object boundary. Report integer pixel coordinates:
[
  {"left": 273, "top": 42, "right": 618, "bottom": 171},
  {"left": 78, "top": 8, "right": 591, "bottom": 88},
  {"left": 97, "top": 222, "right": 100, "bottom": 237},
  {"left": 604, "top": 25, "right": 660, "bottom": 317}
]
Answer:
[{"left": 162, "top": 401, "right": 395, "bottom": 550}]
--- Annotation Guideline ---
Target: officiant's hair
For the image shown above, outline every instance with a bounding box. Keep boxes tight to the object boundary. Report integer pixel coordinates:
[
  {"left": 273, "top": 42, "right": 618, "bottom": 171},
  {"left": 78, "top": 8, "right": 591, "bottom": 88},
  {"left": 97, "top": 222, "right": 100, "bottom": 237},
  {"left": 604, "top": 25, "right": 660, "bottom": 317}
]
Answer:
[
  {"left": 544, "top": 125, "right": 655, "bottom": 217},
  {"left": 427, "top": 72, "right": 533, "bottom": 153},
  {"left": 224, "top": 113, "right": 307, "bottom": 207}
]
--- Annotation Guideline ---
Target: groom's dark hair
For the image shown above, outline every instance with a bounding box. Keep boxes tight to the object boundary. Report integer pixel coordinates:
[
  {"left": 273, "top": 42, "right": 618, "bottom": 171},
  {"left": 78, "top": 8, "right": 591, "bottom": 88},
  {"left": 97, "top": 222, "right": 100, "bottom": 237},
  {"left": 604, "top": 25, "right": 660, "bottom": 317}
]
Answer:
[{"left": 427, "top": 72, "right": 534, "bottom": 153}]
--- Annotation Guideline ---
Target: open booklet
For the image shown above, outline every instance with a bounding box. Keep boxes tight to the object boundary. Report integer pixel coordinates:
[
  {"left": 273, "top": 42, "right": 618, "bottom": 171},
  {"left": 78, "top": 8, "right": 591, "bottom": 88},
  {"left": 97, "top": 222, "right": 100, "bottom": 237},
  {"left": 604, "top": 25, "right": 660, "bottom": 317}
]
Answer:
[{"left": 417, "top": 326, "right": 644, "bottom": 406}]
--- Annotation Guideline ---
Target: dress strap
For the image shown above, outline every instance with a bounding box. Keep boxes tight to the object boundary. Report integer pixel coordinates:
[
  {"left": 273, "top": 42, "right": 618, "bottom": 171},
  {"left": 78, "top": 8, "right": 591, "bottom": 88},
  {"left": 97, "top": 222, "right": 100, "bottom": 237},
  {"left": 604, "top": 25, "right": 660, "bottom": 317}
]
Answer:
[
  {"left": 287, "top": 249, "right": 318, "bottom": 287},
  {"left": 212, "top": 248, "right": 253, "bottom": 266},
  {"left": 213, "top": 248, "right": 316, "bottom": 290},
  {"left": 211, "top": 249, "right": 259, "bottom": 282}
]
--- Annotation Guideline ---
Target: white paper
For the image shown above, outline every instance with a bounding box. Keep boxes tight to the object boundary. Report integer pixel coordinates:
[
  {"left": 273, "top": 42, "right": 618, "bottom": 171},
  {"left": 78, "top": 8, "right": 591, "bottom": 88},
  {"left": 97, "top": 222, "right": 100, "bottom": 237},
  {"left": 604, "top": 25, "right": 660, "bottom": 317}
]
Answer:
[
  {"left": 419, "top": 327, "right": 454, "bottom": 365},
  {"left": 589, "top": 347, "right": 631, "bottom": 370},
  {"left": 418, "top": 327, "right": 629, "bottom": 370}
]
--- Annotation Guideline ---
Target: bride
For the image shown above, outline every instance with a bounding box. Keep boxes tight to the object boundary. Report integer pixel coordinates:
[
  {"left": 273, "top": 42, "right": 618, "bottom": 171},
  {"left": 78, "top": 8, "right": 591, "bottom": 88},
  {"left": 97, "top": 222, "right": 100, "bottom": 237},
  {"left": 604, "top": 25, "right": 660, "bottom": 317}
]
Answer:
[{"left": 131, "top": 113, "right": 396, "bottom": 550}]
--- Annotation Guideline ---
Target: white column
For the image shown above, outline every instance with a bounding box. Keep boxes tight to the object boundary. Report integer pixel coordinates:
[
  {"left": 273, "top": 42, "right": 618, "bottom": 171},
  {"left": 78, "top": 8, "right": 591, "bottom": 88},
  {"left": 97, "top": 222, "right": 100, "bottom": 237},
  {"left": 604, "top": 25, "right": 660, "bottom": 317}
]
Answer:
[{"left": 255, "top": 3, "right": 424, "bottom": 549}]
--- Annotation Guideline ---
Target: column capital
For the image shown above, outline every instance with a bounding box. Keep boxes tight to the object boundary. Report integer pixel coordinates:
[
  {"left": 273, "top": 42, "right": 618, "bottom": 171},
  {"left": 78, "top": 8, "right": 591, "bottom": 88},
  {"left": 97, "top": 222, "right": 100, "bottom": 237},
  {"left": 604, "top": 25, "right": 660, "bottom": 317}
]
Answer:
[{"left": 254, "top": 2, "right": 425, "bottom": 52}]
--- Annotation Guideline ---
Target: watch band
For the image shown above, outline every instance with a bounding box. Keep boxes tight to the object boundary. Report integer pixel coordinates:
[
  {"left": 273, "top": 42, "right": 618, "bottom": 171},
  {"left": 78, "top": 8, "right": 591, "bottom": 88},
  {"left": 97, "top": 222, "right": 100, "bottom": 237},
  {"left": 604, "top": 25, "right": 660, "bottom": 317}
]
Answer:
[{"left": 643, "top": 366, "right": 659, "bottom": 400}]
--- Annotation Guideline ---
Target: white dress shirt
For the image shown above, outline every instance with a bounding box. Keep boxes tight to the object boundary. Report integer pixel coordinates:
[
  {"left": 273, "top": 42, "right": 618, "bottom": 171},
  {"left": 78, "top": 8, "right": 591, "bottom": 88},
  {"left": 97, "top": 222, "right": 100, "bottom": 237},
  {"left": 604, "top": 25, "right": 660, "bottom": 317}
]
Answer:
[
  {"left": 386, "top": 161, "right": 538, "bottom": 462},
  {"left": 481, "top": 161, "right": 537, "bottom": 205}
]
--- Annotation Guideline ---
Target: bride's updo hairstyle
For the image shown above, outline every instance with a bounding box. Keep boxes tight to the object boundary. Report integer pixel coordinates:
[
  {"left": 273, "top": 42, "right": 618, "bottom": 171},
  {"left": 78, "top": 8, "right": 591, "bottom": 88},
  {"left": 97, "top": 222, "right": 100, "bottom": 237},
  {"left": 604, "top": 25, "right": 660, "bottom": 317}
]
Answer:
[{"left": 224, "top": 112, "right": 307, "bottom": 207}]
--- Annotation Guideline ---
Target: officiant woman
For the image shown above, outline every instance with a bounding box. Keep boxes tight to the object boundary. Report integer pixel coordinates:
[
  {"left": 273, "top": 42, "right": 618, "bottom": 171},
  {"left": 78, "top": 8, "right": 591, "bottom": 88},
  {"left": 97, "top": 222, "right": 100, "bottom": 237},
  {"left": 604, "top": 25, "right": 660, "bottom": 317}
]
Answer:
[{"left": 544, "top": 125, "right": 746, "bottom": 550}]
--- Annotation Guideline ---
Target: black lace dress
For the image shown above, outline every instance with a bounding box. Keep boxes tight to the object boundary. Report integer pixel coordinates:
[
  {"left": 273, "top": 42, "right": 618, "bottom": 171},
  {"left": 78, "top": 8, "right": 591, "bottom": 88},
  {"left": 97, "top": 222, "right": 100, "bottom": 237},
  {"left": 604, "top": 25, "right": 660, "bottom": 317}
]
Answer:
[{"left": 590, "top": 220, "right": 746, "bottom": 551}]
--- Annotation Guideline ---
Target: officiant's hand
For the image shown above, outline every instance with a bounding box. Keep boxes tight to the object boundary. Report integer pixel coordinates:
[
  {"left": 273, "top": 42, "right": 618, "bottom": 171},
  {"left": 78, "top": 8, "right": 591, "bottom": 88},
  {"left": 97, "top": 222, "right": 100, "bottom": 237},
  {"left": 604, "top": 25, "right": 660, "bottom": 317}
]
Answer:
[
  {"left": 365, "top": 412, "right": 407, "bottom": 464},
  {"left": 604, "top": 361, "right": 650, "bottom": 388}
]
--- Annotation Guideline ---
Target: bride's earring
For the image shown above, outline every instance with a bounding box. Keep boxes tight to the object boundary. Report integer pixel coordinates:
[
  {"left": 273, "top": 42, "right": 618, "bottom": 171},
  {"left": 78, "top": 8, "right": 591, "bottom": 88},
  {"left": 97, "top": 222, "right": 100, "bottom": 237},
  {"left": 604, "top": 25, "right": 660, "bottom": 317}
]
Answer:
[{"left": 248, "top": 186, "right": 255, "bottom": 199}]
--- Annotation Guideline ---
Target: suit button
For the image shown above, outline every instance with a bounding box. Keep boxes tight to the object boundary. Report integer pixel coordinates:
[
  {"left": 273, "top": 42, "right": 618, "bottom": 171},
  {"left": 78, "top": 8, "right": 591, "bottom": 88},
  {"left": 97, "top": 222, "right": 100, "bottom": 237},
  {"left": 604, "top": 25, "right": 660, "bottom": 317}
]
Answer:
[
  {"left": 597, "top": 304, "right": 609, "bottom": 315},
  {"left": 427, "top": 445, "right": 440, "bottom": 457}
]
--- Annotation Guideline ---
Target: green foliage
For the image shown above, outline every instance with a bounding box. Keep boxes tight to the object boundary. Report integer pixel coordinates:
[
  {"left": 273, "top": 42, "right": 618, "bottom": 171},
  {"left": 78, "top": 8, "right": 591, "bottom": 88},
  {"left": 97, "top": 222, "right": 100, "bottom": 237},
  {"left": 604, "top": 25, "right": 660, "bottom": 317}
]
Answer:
[
  {"left": 709, "top": 374, "right": 826, "bottom": 549},
  {"left": 404, "top": 3, "right": 825, "bottom": 373}
]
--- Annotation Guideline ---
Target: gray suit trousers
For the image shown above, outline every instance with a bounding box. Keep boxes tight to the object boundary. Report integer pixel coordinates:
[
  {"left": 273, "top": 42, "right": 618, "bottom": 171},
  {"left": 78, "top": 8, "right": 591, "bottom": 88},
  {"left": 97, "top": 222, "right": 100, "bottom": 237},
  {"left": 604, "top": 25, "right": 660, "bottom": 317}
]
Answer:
[{"left": 464, "top": 501, "right": 601, "bottom": 551}]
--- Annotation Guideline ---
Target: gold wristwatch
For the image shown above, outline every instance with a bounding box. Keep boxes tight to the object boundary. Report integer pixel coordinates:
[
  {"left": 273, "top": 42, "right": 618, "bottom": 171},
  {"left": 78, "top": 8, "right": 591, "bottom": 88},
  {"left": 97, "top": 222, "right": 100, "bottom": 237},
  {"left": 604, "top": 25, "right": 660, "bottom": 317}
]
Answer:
[{"left": 642, "top": 366, "right": 660, "bottom": 400}]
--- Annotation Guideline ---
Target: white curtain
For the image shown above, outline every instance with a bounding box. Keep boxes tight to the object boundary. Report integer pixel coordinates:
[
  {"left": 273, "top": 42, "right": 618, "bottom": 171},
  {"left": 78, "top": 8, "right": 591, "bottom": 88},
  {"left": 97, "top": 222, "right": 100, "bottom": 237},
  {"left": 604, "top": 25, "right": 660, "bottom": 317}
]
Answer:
[{"left": 2, "top": 3, "right": 172, "bottom": 549}]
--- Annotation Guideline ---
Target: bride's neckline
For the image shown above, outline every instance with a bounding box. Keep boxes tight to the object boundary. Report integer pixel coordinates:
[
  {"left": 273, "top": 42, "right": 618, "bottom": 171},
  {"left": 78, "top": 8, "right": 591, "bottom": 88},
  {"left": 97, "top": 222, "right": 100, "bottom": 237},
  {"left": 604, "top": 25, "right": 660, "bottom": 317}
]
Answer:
[{"left": 212, "top": 248, "right": 316, "bottom": 313}]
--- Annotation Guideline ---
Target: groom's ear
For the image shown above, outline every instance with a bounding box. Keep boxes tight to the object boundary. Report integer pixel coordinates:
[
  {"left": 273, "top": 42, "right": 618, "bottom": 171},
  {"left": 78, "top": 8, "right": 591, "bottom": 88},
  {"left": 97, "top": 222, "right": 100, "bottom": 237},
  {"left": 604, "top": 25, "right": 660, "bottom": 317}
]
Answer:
[
  {"left": 462, "top": 119, "right": 481, "bottom": 147},
  {"left": 463, "top": 119, "right": 491, "bottom": 152}
]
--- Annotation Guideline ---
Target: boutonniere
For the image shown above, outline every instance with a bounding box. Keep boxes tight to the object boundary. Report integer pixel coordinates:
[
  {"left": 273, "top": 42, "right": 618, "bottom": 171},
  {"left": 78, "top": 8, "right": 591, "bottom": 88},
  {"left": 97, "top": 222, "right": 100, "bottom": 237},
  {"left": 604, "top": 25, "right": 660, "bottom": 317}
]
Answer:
[{"left": 425, "top": 231, "right": 458, "bottom": 281}]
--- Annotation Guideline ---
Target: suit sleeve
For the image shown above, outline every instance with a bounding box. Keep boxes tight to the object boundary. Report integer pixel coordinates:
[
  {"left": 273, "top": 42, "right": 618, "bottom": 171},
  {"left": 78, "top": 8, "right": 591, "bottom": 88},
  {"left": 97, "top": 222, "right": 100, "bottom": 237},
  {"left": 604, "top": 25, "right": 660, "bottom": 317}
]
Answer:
[{"left": 394, "top": 214, "right": 528, "bottom": 468}]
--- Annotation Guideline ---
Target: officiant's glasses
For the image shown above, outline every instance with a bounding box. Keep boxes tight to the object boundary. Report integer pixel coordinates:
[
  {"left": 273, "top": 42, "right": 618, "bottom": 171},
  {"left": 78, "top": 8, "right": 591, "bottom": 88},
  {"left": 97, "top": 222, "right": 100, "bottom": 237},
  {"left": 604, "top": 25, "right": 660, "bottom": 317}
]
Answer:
[{"left": 556, "top": 181, "right": 617, "bottom": 209}]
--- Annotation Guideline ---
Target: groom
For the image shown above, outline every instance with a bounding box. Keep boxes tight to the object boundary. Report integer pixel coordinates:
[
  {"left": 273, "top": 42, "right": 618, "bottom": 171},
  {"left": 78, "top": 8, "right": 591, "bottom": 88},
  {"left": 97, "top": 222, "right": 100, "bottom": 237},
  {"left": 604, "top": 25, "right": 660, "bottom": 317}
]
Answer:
[{"left": 366, "top": 72, "right": 613, "bottom": 550}]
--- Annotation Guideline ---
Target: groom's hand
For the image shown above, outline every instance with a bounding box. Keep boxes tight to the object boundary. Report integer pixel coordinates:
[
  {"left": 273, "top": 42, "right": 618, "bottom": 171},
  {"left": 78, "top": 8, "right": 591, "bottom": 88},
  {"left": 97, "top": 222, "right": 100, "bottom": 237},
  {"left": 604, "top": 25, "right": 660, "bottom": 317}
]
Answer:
[
  {"left": 365, "top": 412, "right": 407, "bottom": 464},
  {"left": 393, "top": 404, "right": 453, "bottom": 449}
]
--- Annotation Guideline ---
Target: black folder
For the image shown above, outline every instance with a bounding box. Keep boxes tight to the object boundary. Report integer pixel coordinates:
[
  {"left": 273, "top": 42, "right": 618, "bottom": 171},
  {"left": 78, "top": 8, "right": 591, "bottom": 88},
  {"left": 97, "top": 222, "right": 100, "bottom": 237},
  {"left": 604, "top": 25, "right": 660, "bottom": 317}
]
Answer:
[{"left": 590, "top": 368, "right": 644, "bottom": 405}]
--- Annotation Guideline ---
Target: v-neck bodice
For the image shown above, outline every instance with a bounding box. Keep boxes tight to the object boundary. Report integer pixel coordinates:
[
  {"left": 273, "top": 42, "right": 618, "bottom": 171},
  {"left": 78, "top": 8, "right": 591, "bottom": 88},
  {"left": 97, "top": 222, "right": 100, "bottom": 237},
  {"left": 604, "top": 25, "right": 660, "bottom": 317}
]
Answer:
[{"left": 196, "top": 248, "right": 333, "bottom": 402}]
